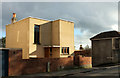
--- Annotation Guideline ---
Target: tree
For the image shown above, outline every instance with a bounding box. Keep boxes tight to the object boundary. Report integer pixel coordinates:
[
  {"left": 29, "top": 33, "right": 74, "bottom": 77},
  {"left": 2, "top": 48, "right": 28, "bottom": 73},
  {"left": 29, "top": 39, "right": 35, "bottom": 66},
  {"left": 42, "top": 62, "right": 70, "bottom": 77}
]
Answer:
[
  {"left": 84, "top": 45, "right": 90, "bottom": 50},
  {"left": 0, "top": 37, "right": 6, "bottom": 48},
  {"left": 0, "top": 38, "right": 2, "bottom": 47}
]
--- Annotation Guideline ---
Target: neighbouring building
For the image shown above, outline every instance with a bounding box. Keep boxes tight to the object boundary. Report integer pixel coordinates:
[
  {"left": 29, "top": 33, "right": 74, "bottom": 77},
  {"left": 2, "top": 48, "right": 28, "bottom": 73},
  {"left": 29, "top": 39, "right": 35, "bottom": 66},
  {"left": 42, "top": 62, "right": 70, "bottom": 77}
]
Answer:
[
  {"left": 0, "top": 39, "right": 2, "bottom": 47},
  {"left": 6, "top": 13, "right": 74, "bottom": 59},
  {"left": 90, "top": 31, "right": 120, "bottom": 66}
]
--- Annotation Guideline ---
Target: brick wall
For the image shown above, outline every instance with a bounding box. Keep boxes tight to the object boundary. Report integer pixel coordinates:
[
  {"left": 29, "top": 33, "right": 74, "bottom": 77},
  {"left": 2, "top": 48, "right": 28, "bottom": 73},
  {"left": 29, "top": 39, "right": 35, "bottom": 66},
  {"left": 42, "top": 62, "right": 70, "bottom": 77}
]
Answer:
[
  {"left": 74, "top": 50, "right": 92, "bottom": 57},
  {"left": 8, "top": 49, "right": 74, "bottom": 76},
  {"left": 2, "top": 49, "right": 92, "bottom": 76},
  {"left": 74, "top": 55, "right": 92, "bottom": 68}
]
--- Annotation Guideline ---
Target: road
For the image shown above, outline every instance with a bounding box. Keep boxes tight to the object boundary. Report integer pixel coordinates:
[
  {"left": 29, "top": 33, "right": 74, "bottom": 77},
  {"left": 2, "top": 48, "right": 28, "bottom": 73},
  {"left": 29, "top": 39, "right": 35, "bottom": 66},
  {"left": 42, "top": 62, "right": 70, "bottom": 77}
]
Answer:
[
  {"left": 21, "top": 65, "right": 119, "bottom": 77},
  {"left": 64, "top": 66, "right": 119, "bottom": 76}
]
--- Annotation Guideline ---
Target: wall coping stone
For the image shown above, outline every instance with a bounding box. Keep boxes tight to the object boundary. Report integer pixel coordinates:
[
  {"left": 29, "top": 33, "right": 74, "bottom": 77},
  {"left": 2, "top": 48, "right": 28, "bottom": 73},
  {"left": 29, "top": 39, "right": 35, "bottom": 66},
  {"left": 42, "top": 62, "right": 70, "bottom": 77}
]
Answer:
[{"left": 0, "top": 48, "right": 22, "bottom": 50}]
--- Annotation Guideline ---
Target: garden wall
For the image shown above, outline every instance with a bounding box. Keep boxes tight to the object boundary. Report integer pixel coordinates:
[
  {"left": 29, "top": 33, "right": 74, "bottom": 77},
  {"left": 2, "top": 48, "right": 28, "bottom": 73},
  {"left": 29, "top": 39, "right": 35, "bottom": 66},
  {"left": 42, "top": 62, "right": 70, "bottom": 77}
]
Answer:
[
  {"left": 8, "top": 49, "right": 73, "bottom": 76},
  {"left": 74, "top": 55, "right": 92, "bottom": 68},
  {"left": 2, "top": 48, "right": 92, "bottom": 76}
]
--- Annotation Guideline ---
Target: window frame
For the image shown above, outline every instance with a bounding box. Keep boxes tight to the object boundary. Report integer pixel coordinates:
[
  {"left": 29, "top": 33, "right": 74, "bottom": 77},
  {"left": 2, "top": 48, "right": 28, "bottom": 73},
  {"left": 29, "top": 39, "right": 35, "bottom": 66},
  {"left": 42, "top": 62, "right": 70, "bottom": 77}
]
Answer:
[{"left": 61, "top": 47, "right": 69, "bottom": 55}]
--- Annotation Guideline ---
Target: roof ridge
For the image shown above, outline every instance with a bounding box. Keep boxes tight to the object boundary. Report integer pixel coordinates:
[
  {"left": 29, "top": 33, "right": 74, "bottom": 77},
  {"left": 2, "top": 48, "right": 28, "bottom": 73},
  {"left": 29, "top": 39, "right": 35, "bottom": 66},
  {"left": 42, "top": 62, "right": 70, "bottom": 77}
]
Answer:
[{"left": 90, "top": 30, "right": 120, "bottom": 40}]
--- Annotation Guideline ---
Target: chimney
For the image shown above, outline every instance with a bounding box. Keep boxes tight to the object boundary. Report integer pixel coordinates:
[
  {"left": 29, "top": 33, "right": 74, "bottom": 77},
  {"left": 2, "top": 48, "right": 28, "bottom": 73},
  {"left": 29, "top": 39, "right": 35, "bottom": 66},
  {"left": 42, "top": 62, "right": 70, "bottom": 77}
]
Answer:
[
  {"left": 11, "top": 13, "right": 17, "bottom": 23},
  {"left": 79, "top": 45, "right": 84, "bottom": 51}
]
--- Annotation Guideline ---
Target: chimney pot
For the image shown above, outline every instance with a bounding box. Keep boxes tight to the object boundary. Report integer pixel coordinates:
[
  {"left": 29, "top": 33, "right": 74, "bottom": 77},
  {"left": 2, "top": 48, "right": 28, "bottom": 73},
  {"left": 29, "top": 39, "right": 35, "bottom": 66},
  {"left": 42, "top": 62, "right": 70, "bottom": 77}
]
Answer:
[
  {"left": 11, "top": 13, "right": 17, "bottom": 24},
  {"left": 13, "top": 13, "right": 16, "bottom": 18}
]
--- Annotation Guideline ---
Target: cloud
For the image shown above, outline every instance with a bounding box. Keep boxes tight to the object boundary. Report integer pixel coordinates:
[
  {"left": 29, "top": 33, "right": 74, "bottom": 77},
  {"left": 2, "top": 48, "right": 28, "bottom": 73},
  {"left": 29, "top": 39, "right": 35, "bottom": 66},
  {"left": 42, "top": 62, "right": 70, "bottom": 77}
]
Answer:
[
  {"left": 0, "top": 3, "right": 2, "bottom": 38},
  {"left": 2, "top": 0, "right": 120, "bottom": 2},
  {"left": 74, "top": 29, "right": 93, "bottom": 49},
  {"left": 2, "top": 2, "right": 118, "bottom": 49},
  {"left": 111, "top": 24, "right": 118, "bottom": 31}
]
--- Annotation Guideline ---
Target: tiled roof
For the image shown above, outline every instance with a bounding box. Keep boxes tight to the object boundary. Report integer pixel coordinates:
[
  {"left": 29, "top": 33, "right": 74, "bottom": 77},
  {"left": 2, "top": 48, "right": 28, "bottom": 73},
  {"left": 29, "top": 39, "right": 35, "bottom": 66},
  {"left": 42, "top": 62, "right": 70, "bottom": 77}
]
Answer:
[{"left": 90, "top": 31, "right": 120, "bottom": 40}]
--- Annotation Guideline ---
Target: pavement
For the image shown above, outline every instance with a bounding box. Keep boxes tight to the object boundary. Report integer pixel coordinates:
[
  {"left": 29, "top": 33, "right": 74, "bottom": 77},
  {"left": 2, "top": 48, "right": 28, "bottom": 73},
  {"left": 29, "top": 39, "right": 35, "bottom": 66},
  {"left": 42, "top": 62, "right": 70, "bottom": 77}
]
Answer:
[
  {"left": 21, "top": 64, "right": 120, "bottom": 77},
  {"left": 1, "top": 62, "right": 119, "bottom": 78}
]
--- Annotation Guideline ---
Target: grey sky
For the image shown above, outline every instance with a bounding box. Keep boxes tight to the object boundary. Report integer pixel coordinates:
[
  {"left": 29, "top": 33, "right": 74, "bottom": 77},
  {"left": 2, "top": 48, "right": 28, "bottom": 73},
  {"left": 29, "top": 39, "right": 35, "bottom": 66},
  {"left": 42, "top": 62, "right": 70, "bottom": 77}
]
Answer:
[
  {"left": 1, "top": 0, "right": 120, "bottom": 2},
  {"left": 1, "top": 2, "right": 118, "bottom": 50}
]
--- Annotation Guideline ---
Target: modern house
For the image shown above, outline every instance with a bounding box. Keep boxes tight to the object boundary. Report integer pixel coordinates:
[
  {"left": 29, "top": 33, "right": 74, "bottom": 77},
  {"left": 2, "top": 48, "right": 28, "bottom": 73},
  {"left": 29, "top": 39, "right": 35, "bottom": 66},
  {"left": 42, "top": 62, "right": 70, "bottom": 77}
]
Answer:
[
  {"left": 6, "top": 13, "right": 74, "bottom": 59},
  {"left": 90, "top": 31, "right": 120, "bottom": 66}
]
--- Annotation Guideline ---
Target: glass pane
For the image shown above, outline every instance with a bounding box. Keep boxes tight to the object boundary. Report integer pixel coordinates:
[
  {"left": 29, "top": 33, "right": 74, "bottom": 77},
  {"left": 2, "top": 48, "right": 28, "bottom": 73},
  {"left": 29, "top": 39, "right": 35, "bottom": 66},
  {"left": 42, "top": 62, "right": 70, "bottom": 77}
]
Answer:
[
  {"left": 62, "top": 48, "right": 63, "bottom": 53},
  {"left": 64, "top": 48, "right": 66, "bottom": 53},
  {"left": 67, "top": 47, "right": 69, "bottom": 54},
  {"left": 34, "top": 25, "right": 40, "bottom": 44}
]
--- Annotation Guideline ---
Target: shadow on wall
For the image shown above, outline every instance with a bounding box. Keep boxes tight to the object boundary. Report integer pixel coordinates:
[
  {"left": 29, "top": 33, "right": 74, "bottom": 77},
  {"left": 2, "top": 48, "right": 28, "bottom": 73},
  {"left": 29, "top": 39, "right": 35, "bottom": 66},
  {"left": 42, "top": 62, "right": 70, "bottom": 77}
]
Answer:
[
  {"left": 29, "top": 45, "right": 44, "bottom": 58},
  {"left": 29, "top": 22, "right": 53, "bottom": 58}
]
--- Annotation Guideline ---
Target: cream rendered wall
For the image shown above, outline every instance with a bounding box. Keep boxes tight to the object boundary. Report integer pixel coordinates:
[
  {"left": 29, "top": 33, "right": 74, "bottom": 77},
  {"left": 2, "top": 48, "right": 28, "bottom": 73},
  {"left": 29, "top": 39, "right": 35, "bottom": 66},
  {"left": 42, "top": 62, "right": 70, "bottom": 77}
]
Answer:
[
  {"left": 41, "top": 22, "right": 52, "bottom": 45},
  {"left": 52, "top": 20, "right": 60, "bottom": 45},
  {"left": 51, "top": 20, "right": 61, "bottom": 58},
  {"left": 59, "top": 20, "right": 74, "bottom": 57},
  {"left": 52, "top": 48, "right": 60, "bottom": 58},
  {"left": 29, "top": 18, "right": 50, "bottom": 58},
  {"left": 6, "top": 18, "right": 29, "bottom": 59},
  {"left": 6, "top": 17, "right": 74, "bottom": 59}
]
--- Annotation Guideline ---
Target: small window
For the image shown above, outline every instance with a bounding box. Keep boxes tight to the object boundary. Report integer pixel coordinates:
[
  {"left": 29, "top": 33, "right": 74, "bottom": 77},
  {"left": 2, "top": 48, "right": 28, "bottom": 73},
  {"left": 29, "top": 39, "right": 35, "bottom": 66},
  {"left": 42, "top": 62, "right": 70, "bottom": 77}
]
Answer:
[
  {"left": 13, "top": 51, "right": 16, "bottom": 54},
  {"left": 34, "top": 25, "right": 40, "bottom": 44},
  {"left": 50, "top": 48, "right": 52, "bottom": 56},
  {"left": 61, "top": 47, "right": 69, "bottom": 55}
]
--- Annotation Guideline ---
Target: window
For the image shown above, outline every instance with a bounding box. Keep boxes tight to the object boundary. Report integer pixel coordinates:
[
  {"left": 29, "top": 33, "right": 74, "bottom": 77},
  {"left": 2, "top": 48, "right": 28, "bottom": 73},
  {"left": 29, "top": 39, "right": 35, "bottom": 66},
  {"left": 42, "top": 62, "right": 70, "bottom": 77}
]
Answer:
[
  {"left": 61, "top": 47, "right": 69, "bottom": 54},
  {"left": 34, "top": 25, "right": 40, "bottom": 44},
  {"left": 112, "top": 38, "right": 119, "bottom": 49},
  {"left": 50, "top": 48, "right": 52, "bottom": 56}
]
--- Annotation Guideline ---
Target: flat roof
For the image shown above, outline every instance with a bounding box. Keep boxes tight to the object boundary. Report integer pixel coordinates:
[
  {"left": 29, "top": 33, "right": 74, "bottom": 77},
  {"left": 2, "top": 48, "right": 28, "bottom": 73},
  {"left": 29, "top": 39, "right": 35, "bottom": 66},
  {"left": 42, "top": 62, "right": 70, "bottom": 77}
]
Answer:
[
  {"left": 53, "top": 19, "right": 74, "bottom": 23},
  {"left": 6, "top": 17, "right": 74, "bottom": 26},
  {"left": 6, "top": 17, "right": 50, "bottom": 26}
]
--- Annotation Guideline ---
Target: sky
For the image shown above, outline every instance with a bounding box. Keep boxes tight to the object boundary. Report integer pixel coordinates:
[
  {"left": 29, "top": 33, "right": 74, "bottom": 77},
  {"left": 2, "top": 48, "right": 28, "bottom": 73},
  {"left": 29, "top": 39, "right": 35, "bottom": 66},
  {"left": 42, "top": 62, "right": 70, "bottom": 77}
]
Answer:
[{"left": 1, "top": 2, "right": 118, "bottom": 50}]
